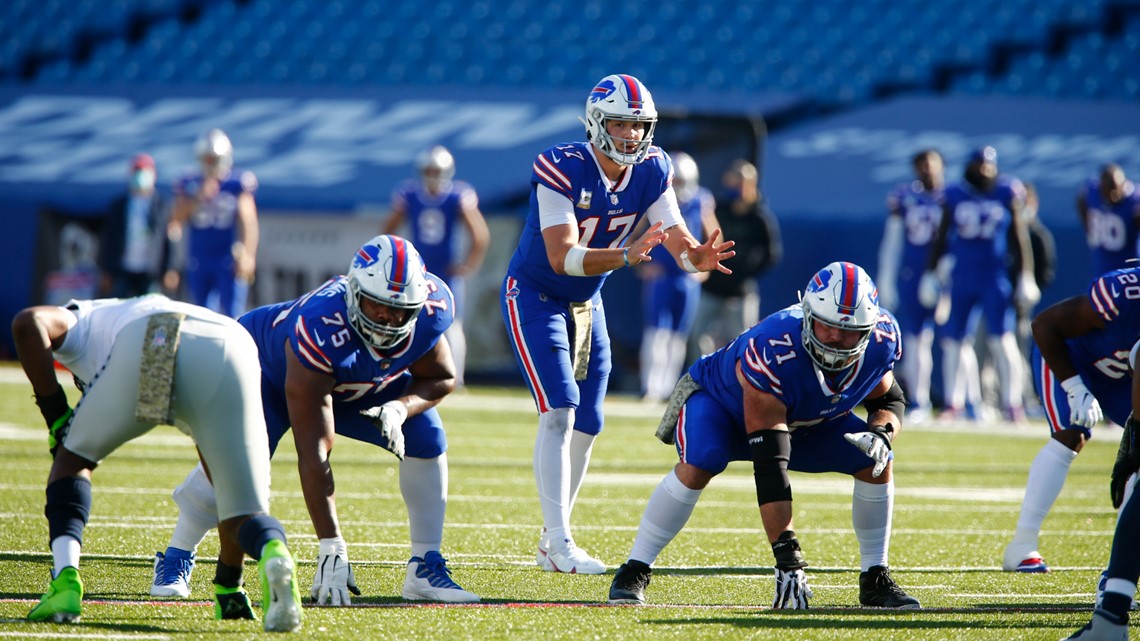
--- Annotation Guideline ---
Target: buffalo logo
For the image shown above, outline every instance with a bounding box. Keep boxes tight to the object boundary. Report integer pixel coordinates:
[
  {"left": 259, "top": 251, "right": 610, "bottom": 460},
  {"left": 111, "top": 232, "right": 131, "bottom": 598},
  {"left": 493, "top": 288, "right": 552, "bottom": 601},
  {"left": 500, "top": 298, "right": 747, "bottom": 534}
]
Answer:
[
  {"left": 505, "top": 284, "right": 520, "bottom": 301},
  {"left": 353, "top": 244, "right": 381, "bottom": 269},
  {"left": 808, "top": 269, "right": 831, "bottom": 293},
  {"left": 589, "top": 79, "right": 617, "bottom": 104}
]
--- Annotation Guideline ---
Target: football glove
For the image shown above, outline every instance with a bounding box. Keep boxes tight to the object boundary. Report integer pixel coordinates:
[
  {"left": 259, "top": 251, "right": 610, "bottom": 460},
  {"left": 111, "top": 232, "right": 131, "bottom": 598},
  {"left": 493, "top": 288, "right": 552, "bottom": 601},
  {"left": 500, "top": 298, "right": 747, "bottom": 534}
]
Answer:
[
  {"left": 1014, "top": 272, "right": 1041, "bottom": 309},
  {"left": 844, "top": 427, "right": 893, "bottom": 478},
  {"left": 917, "top": 271, "right": 940, "bottom": 309},
  {"left": 1111, "top": 415, "right": 1140, "bottom": 509},
  {"left": 35, "top": 386, "right": 73, "bottom": 457},
  {"left": 359, "top": 401, "right": 408, "bottom": 460},
  {"left": 310, "top": 537, "right": 361, "bottom": 606},
  {"left": 1060, "top": 376, "right": 1102, "bottom": 429},
  {"left": 773, "top": 566, "right": 812, "bottom": 609}
]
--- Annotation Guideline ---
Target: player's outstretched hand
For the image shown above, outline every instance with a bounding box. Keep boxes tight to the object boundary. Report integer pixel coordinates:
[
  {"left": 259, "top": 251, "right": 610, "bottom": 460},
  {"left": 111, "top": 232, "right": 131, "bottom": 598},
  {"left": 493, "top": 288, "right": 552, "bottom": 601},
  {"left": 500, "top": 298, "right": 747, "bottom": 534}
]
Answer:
[
  {"left": 685, "top": 228, "right": 735, "bottom": 274},
  {"left": 845, "top": 431, "right": 892, "bottom": 478},
  {"left": 360, "top": 401, "right": 408, "bottom": 460},
  {"left": 772, "top": 567, "right": 811, "bottom": 609},
  {"left": 310, "top": 537, "right": 361, "bottom": 606}
]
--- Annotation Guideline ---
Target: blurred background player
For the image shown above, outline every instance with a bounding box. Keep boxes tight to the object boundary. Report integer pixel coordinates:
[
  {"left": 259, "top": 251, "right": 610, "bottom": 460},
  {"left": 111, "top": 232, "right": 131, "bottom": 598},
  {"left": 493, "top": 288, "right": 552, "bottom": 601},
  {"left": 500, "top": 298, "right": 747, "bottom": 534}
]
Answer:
[
  {"left": 13, "top": 295, "right": 302, "bottom": 631},
  {"left": 1078, "top": 163, "right": 1140, "bottom": 278},
  {"left": 500, "top": 73, "right": 734, "bottom": 575},
  {"left": 167, "top": 128, "right": 259, "bottom": 318},
  {"left": 690, "top": 159, "right": 782, "bottom": 358},
  {"left": 383, "top": 145, "right": 489, "bottom": 387},
  {"left": 637, "top": 151, "right": 719, "bottom": 402},
  {"left": 920, "top": 146, "right": 1039, "bottom": 422},
  {"left": 97, "top": 153, "right": 172, "bottom": 299},
  {"left": 876, "top": 149, "right": 945, "bottom": 422},
  {"left": 1002, "top": 265, "right": 1140, "bottom": 573},
  {"left": 151, "top": 235, "right": 479, "bottom": 605},
  {"left": 609, "top": 262, "right": 919, "bottom": 610}
]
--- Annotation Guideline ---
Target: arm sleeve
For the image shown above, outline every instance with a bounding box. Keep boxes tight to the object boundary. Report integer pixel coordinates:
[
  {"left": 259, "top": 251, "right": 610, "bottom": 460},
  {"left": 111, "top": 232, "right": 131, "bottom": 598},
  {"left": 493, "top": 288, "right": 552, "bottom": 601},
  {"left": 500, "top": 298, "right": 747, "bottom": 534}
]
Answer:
[{"left": 537, "top": 184, "right": 576, "bottom": 231}]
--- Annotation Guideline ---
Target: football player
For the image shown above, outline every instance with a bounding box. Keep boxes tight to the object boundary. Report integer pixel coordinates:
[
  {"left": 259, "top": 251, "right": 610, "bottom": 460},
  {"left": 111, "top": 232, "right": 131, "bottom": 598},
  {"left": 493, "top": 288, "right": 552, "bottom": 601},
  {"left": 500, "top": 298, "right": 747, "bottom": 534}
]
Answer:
[
  {"left": 167, "top": 128, "right": 259, "bottom": 318},
  {"left": 151, "top": 235, "right": 479, "bottom": 605},
  {"left": 383, "top": 145, "right": 490, "bottom": 387},
  {"left": 919, "top": 146, "right": 1039, "bottom": 422},
  {"left": 638, "top": 151, "right": 719, "bottom": 402},
  {"left": 500, "top": 73, "right": 735, "bottom": 574},
  {"left": 608, "top": 262, "right": 920, "bottom": 610},
  {"left": 1003, "top": 265, "right": 1140, "bottom": 573},
  {"left": 1077, "top": 163, "right": 1140, "bottom": 278},
  {"left": 14, "top": 296, "right": 302, "bottom": 631}
]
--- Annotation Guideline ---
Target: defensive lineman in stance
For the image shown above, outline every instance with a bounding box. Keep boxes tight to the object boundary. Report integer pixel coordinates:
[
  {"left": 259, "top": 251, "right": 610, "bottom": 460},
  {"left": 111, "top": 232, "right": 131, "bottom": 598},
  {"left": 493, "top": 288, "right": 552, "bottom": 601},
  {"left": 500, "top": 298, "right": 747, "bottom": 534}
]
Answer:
[
  {"left": 501, "top": 73, "right": 734, "bottom": 574},
  {"left": 609, "top": 262, "right": 920, "bottom": 609},
  {"left": 13, "top": 295, "right": 302, "bottom": 631},
  {"left": 151, "top": 235, "right": 478, "bottom": 604}
]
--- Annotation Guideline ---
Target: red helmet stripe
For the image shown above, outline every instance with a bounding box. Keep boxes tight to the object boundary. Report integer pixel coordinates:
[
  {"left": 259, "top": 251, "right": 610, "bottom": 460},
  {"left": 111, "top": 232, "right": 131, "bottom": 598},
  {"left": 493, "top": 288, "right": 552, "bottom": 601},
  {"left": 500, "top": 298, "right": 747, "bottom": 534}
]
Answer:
[
  {"left": 389, "top": 237, "right": 408, "bottom": 292},
  {"left": 839, "top": 262, "right": 857, "bottom": 313},
  {"left": 619, "top": 74, "right": 642, "bottom": 108}
]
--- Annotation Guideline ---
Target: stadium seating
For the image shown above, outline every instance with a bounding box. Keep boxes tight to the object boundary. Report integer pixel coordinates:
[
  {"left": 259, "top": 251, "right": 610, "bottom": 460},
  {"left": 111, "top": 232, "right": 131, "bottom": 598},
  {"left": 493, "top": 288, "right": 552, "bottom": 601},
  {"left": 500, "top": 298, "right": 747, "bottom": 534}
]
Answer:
[{"left": 1, "top": 0, "right": 1138, "bottom": 108}]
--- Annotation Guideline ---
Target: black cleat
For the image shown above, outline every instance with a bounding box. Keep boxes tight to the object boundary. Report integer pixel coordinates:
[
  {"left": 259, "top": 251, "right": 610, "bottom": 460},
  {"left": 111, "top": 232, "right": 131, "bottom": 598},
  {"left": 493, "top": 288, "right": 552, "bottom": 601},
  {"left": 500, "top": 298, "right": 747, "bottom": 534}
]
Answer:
[
  {"left": 608, "top": 561, "right": 652, "bottom": 604},
  {"left": 858, "top": 565, "right": 921, "bottom": 609}
]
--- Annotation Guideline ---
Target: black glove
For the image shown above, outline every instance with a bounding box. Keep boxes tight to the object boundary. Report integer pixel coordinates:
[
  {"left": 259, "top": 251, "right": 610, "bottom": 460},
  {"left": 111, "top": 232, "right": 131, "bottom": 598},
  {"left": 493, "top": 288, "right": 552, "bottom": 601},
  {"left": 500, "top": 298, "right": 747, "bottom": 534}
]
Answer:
[
  {"left": 1111, "top": 415, "right": 1140, "bottom": 509},
  {"left": 35, "top": 387, "right": 73, "bottom": 457}
]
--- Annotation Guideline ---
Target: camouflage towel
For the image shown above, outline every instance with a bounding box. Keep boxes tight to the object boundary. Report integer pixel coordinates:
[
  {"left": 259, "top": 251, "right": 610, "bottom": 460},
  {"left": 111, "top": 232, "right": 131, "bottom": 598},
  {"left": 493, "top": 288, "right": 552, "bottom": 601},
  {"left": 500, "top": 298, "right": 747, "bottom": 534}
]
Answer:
[
  {"left": 656, "top": 373, "right": 702, "bottom": 445},
  {"left": 135, "top": 312, "right": 185, "bottom": 424},
  {"left": 569, "top": 301, "right": 592, "bottom": 381}
]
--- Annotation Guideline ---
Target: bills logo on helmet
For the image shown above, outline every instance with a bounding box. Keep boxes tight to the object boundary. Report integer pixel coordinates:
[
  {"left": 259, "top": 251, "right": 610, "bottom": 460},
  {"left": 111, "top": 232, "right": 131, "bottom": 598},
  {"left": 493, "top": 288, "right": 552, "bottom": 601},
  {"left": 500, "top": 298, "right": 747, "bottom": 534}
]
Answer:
[
  {"left": 588, "top": 79, "right": 617, "bottom": 104},
  {"left": 354, "top": 244, "right": 381, "bottom": 269},
  {"left": 808, "top": 269, "right": 832, "bottom": 293}
]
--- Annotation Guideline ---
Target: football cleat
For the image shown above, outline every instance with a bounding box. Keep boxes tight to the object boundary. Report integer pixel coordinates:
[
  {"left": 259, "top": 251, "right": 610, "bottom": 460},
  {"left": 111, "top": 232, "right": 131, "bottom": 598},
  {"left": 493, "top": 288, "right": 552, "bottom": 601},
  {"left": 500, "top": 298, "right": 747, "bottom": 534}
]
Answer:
[
  {"left": 403, "top": 551, "right": 480, "bottom": 603},
  {"left": 858, "top": 565, "right": 921, "bottom": 609},
  {"left": 1061, "top": 609, "right": 1129, "bottom": 640},
  {"left": 151, "top": 548, "right": 196, "bottom": 597},
  {"left": 259, "top": 540, "right": 302, "bottom": 633},
  {"left": 1002, "top": 545, "right": 1048, "bottom": 573},
  {"left": 214, "top": 584, "right": 256, "bottom": 621},
  {"left": 537, "top": 531, "right": 606, "bottom": 575},
  {"left": 608, "top": 561, "right": 652, "bottom": 604},
  {"left": 27, "top": 567, "right": 82, "bottom": 623},
  {"left": 1095, "top": 571, "right": 1139, "bottom": 611}
]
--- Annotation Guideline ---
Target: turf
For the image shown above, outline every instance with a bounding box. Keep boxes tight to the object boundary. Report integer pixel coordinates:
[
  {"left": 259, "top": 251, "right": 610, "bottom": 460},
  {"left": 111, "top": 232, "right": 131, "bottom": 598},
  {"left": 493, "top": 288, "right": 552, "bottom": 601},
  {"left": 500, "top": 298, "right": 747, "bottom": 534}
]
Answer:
[{"left": 0, "top": 363, "right": 1124, "bottom": 640}]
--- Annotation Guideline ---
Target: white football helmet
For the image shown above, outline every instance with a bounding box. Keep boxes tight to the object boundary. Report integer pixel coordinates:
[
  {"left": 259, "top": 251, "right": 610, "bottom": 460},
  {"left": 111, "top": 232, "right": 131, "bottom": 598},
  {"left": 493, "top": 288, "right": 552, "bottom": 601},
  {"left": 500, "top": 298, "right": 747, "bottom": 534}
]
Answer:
[
  {"left": 416, "top": 145, "right": 455, "bottom": 192},
  {"left": 800, "top": 261, "right": 881, "bottom": 372},
  {"left": 671, "top": 151, "right": 700, "bottom": 202},
  {"left": 345, "top": 235, "right": 430, "bottom": 350},
  {"left": 582, "top": 74, "right": 657, "bottom": 166},
  {"left": 195, "top": 128, "right": 233, "bottom": 178}
]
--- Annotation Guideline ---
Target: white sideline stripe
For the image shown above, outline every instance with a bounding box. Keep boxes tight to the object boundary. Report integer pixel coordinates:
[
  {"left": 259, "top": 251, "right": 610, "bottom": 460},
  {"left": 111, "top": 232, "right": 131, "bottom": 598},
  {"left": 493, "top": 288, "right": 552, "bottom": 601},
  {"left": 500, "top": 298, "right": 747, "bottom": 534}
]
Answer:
[{"left": 0, "top": 633, "right": 171, "bottom": 640}]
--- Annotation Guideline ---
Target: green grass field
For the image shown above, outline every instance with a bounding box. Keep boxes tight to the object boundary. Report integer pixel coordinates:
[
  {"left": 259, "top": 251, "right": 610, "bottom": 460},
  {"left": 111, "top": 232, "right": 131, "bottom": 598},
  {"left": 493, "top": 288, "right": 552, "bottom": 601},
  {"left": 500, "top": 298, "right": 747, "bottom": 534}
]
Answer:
[{"left": 0, "top": 363, "right": 1125, "bottom": 640}]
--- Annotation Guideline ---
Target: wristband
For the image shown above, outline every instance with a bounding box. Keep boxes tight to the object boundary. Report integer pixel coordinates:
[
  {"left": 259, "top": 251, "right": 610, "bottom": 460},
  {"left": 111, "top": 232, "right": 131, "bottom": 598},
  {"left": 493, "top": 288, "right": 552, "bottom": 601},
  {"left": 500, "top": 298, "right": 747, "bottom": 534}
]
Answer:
[
  {"left": 318, "top": 536, "right": 348, "bottom": 557},
  {"left": 680, "top": 250, "right": 699, "bottom": 273},
  {"left": 564, "top": 245, "right": 587, "bottom": 276},
  {"left": 623, "top": 246, "right": 633, "bottom": 268},
  {"left": 1059, "top": 376, "right": 1084, "bottom": 393}
]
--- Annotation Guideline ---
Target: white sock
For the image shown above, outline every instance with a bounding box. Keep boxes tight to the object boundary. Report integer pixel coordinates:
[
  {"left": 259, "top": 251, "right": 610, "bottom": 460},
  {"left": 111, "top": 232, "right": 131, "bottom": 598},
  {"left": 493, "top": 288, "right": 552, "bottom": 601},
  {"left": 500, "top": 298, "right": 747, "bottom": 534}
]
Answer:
[
  {"left": 629, "top": 470, "right": 702, "bottom": 565},
  {"left": 52, "top": 536, "right": 81, "bottom": 577},
  {"left": 990, "top": 333, "right": 1024, "bottom": 410},
  {"left": 535, "top": 408, "right": 574, "bottom": 534},
  {"left": 852, "top": 479, "right": 893, "bottom": 571},
  {"left": 446, "top": 322, "right": 466, "bottom": 387},
  {"left": 400, "top": 454, "right": 447, "bottom": 558},
  {"left": 913, "top": 329, "right": 933, "bottom": 408},
  {"left": 942, "top": 339, "right": 963, "bottom": 408},
  {"left": 567, "top": 430, "right": 596, "bottom": 515},
  {"left": 1014, "top": 439, "right": 1078, "bottom": 542},
  {"left": 170, "top": 462, "right": 216, "bottom": 552}
]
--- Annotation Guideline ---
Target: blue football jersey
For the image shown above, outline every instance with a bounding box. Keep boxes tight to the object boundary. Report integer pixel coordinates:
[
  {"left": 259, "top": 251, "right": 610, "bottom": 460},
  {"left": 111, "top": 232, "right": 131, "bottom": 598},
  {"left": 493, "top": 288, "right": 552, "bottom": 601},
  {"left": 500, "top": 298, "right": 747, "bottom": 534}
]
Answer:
[
  {"left": 942, "top": 175, "right": 1026, "bottom": 274},
  {"left": 1081, "top": 178, "right": 1140, "bottom": 276},
  {"left": 391, "top": 179, "right": 478, "bottom": 277},
  {"left": 886, "top": 181, "right": 943, "bottom": 279},
  {"left": 1064, "top": 266, "right": 1140, "bottom": 391},
  {"left": 240, "top": 272, "right": 454, "bottom": 405},
  {"left": 506, "top": 142, "right": 673, "bottom": 302},
  {"left": 688, "top": 305, "right": 901, "bottom": 429},
  {"left": 175, "top": 168, "right": 258, "bottom": 264}
]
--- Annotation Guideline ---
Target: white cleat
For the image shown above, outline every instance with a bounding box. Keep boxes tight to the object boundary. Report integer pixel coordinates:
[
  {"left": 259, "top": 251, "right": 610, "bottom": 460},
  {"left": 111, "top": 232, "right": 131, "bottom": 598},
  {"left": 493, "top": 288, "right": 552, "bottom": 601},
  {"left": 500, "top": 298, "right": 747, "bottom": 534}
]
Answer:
[
  {"left": 150, "top": 550, "right": 195, "bottom": 598},
  {"left": 536, "top": 531, "right": 606, "bottom": 575},
  {"left": 402, "top": 551, "right": 480, "bottom": 603},
  {"left": 1060, "top": 610, "right": 1129, "bottom": 641},
  {"left": 1002, "top": 543, "right": 1048, "bottom": 573}
]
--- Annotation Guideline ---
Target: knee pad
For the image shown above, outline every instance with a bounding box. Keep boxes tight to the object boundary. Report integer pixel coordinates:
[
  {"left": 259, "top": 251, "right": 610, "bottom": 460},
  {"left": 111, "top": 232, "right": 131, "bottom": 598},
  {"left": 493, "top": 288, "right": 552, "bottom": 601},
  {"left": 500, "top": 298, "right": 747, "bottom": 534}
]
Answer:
[
  {"left": 173, "top": 463, "right": 218, "bottom": 525},
  {"left": 45, "top": 477, "right": 92, "bottom": 545}
]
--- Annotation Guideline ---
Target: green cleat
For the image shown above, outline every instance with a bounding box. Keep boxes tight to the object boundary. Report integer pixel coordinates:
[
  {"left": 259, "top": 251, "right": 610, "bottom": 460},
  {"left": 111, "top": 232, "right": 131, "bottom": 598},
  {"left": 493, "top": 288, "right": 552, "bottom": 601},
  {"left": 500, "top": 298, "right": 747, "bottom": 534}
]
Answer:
[
  {"left": 214, "top": 584, "right": 257, "bottom": 620},
  {"left": 259, "top": 540, "right": 302, "bottom": 633},
  {"left": 28, "top": 567, "right": 83, "bottom": 623}
]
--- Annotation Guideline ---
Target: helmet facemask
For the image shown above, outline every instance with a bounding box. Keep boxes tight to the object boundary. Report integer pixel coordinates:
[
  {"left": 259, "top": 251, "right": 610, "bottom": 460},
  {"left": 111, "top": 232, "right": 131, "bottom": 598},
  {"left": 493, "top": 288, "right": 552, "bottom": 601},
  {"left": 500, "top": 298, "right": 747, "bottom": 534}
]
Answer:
[
  {"left": 582, "top": 74, "right": 658, "bottom": 166},
  {"left": 799, "top": 262, "right": 880, "bottom": 372}
]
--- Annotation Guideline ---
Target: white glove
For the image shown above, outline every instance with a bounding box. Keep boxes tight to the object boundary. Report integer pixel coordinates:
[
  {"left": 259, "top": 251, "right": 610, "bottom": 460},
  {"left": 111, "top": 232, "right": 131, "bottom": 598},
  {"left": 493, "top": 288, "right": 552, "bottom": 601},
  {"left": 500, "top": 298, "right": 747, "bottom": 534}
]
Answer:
[
  {"left": 844, "top": 430, "right": 892, "bottom": 477},
  {"left": 773, "top": 566, "right": 812, "bottom": 609},
  {"left": 310, "top": 537, "right": 360, "bottom": 606},
  {"left": 1060, "top": 376, "right": 1103, "bottom": 428},
  {"left": 918, "top": 271, "right": 940, "bottom": 309},
  {"left": 1015, "top": 272, "right": 1041, "bottom": 308},
  {"left": 359, "top": 400, "right": 408, "bottom": 460}
]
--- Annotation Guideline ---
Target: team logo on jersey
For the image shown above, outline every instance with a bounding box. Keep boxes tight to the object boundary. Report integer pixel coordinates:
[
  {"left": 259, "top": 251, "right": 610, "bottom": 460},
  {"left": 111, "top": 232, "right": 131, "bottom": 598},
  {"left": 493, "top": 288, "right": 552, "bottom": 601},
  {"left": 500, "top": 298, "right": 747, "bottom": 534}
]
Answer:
[{"left": 577, "top": 189, "right": 593, "bottom": 209}]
